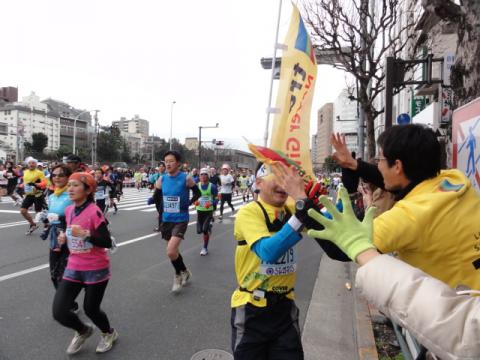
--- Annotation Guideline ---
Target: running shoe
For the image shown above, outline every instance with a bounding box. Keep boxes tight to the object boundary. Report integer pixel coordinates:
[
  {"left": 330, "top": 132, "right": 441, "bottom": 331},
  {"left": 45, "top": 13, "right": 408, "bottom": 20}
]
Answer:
[
  {"left": 180, "top": 269, "right": 192, "bottom": 286},
  {"left": 172, "top": 274, "right": 182, "bottom": 293},
  {"left": 66, "top": 324, "right": 94, "bottom": 355},
  {"left": 200, "top": 248, "right": 208, "bottom": 256},
  {"left": 71, "top": 301, "right": 80, "bottom": 314},
  {"left": 25, "top": 224, "right": 38, "bottom": 235},
  {"left": 96, "top": 329, "right": 119, "bottom": 353},
  {"left": 218, "top": 215, "right": 223, "bottom": 221}
]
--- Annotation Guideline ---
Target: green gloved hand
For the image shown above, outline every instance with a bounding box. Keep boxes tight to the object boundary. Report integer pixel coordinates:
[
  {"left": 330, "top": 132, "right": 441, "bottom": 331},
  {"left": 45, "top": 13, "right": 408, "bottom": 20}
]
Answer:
[{"left": 307, "top": 186, "right": 377, "bottom": 262}]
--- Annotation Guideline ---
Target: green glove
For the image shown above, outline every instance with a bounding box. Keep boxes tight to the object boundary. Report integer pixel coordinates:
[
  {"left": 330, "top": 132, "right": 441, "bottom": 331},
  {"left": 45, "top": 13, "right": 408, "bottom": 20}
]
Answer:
[{"left": 307, "top": 186, "right": 377, "bottom": 262}]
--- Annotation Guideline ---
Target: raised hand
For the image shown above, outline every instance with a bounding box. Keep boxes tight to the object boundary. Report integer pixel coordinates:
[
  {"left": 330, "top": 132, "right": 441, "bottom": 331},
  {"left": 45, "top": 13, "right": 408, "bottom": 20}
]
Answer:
[
  {"left": 331, "top": 133, "right": 357, "bottom": 169},
  {"left": 307, "top": 187, "right": 377, "bottom": 262}
]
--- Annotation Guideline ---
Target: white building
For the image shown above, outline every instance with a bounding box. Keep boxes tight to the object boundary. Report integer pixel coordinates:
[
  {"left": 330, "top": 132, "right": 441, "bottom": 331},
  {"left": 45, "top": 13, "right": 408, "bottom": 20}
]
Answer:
[
  {"left": 0, "top": 92, "right": 60, "bottom": 160},
  {"left": 333, "top": 89, "right": 359, "bottom": 154},
  {"left": 112, "top": 115, "right": 149, "bottom": 138},
  {"left": 120, "top": 130, "right": 143, "bottom": 156}
]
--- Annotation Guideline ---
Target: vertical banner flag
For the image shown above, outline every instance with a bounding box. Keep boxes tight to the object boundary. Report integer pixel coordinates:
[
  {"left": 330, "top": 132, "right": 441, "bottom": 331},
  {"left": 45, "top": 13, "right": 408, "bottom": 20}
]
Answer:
[{"left": 269, "top": 5, "right": 317, "bottom": 180}]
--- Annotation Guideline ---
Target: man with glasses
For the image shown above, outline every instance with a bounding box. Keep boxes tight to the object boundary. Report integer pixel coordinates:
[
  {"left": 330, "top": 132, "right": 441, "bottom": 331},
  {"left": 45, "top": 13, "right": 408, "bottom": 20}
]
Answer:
[
  {"left": 64, "top": 155, "right": 83, "bottom": 173},
  {"left": 330, "top": 124, "right": 480, "bottom": 291}
]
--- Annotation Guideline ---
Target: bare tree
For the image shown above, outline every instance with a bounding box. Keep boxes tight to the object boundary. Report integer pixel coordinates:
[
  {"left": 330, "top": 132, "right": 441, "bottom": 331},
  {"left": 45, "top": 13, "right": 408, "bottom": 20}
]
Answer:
[{"left": 302, "top": 0, "right": 419, "bottom": 158}]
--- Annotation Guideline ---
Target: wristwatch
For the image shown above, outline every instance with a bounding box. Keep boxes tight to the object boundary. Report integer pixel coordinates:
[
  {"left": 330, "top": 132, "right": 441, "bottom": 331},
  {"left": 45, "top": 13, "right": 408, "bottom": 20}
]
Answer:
[{"left": 295, "top": 198, "right": 310, "bottom": 212}]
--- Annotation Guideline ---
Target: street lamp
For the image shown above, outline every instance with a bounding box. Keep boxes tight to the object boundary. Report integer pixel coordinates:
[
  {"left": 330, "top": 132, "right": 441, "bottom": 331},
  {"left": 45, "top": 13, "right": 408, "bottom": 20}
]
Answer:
[
  {"left": 198, "top": 123, "right": 219, "bottom": 169},
  {"left": 73, "top": 110, "right": 95, "bottom": 155},
  {"left": 169, "top": 101, "right": 176, "bottom": 150}
]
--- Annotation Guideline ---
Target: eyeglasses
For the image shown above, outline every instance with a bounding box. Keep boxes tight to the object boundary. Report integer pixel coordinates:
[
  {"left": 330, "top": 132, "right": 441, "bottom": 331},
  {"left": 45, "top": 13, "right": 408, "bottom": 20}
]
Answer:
[
  {"left": 374, "top": 157, "right": 387, "bottom": 164},
  {"left": 51, "top": 173, "right": 67, "bottom": 178}
]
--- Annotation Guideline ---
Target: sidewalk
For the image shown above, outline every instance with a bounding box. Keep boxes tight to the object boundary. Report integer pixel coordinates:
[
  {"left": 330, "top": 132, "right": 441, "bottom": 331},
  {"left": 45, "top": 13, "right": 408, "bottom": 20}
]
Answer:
[{"left": 302, "top": 255, "right": 378, "bottom": 360}]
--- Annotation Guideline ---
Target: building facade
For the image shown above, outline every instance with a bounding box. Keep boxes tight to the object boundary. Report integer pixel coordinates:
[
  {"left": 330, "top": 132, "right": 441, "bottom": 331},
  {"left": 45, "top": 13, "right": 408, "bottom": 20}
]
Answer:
[
  {"left": 316, "top": 102, "right": 334, "bottom": 168},
  {"left": 42, "top": 98, "right": 92, "bottom": 151},
  {"left": 333, "top": 89, "right": 359, "bottom": 154},
  {"left": 112, "top": 115, "right": 149, "bottom": 138},
  {"left": 184, "top": 137, "right": 199, "bottom": 152},
  {"left": 120, "top": 131, "right": 143, "bottom": 157},
  {"left": 0, "top": 92, "right": 61, "bottom": 161},
  {"left": 0, "top": 87, "right": 18, "bottom": 103}
]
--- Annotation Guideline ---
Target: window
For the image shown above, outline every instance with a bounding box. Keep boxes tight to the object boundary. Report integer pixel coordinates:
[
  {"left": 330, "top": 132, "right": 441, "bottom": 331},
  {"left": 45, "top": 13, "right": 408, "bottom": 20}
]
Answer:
[{"left": 0, "top": 122, "right": 7, "bottom": 135}]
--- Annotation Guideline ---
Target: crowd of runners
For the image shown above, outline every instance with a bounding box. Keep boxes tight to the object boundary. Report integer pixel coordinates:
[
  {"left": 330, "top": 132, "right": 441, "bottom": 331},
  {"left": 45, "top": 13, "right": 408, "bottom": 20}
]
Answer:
[{"left": 5, "top": 125, "right": 473, "bottom": 360}]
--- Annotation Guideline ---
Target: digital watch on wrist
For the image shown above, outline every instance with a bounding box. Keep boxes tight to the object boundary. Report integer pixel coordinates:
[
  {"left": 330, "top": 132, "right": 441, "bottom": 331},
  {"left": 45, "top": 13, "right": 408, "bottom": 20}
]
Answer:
[{"left": 295, "top": 198, "right": 314, "bottom": 225}]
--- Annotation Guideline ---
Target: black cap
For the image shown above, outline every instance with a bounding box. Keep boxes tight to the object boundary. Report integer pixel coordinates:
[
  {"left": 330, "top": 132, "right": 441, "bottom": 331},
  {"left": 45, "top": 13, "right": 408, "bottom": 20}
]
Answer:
[{"left": 65, "top": 154, "right": 82, "bottom": 163}]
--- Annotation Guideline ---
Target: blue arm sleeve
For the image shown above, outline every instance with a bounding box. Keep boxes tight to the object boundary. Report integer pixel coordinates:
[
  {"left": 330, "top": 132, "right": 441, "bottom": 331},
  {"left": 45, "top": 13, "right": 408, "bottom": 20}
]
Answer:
[{"left": 251, "top": 223, "right": 302, "bottom": 263}]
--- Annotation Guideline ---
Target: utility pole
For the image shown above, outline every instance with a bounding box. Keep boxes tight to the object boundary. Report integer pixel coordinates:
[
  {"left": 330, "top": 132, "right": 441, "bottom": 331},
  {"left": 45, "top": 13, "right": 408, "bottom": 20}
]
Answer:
[
  {"left": 198, "top": 127, "right": 202, "bottom": 170},
  {"left": 92, "top": 110, "right": 99, "bottom": 165}
]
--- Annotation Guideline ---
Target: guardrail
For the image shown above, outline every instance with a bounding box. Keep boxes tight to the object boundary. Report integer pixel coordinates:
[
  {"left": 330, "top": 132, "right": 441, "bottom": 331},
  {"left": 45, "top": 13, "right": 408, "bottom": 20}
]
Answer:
[{"left": 392, "top": 322, "right": 429, "bottom": 360}]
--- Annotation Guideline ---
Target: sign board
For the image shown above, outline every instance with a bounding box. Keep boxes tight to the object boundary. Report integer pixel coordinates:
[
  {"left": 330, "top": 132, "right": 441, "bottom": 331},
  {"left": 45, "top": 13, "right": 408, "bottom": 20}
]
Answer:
[
  {"left": 452, "top": 96, "right": 480, "bottom": 193},
  {"left": 411, "top": 94, "right": 427, "bottom": 117},
  {"left": 443, "top": 52, "right": 455, "bottom": 86},
  {"left": 441, "top": 87, "right": 454, "bottom": 125}
]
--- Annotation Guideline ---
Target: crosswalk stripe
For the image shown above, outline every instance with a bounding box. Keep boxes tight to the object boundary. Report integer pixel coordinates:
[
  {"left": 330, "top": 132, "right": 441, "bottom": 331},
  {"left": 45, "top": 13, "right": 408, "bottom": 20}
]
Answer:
[{"left": 139, "top": 197, "right": 245, "bottom": 212}]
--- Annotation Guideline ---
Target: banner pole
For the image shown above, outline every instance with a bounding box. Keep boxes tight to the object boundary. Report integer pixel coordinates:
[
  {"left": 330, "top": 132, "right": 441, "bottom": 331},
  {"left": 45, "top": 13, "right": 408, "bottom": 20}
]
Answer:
[{"left": 264, "top": 0, "right": 283, "bottom": 147}]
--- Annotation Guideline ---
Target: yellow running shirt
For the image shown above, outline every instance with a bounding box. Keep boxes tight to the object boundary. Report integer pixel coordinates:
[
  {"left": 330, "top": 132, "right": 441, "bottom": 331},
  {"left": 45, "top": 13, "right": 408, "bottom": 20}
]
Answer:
[
  {"left": 231, "top": 199, "right": 296, "bottom": 308},
  {"left": 23, "top": 169, "right": 45, "bottom": 197},
  {"left": 374, "top": 169, "right": 480, "bottom": 290}
]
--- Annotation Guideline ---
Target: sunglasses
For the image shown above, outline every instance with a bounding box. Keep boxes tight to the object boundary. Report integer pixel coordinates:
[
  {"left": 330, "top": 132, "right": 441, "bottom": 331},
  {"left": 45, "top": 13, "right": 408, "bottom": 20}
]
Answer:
[{"left": 51, "top": 173, "right": 67, "bottom": 178}]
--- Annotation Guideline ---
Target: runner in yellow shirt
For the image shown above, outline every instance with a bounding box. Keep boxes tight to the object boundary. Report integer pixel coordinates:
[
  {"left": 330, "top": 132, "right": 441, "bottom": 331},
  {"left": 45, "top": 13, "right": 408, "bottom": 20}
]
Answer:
[
  {"left": 231, "top": 162, "right": 314, "bottom": 360},
  {"left": 20, "top": 157, "right": 47, "bottom": 234}
]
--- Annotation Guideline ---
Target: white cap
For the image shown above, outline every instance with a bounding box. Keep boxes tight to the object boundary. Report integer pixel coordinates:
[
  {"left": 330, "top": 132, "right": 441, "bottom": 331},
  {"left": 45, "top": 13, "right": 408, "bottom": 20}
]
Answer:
[
  {"left": 200, "top": 168, "right": 209, "bottom": 175},
  {"left": 25, "top": 156, "right": 37, "bottom": 164}
]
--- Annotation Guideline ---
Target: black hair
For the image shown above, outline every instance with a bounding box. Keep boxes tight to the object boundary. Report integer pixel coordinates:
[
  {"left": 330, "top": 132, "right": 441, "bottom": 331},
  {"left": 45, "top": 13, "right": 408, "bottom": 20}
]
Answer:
[
  {"left": 159, "top": 161, "right": 166, "bottom": 167},
  {"left": 377, "top": 124, "right": 441, "bottom": 183},
  {"left": 95, "top": 168, "right": 104, "bottom": 174},
  {"left": 164, "top": 150, "right": 182, "bottom": 162},
  {"left": 255, "top": 162, "right": 264, "bottom": 175},
  {"left": 51, "top": 164, "right": 72, "bottom": 179}
]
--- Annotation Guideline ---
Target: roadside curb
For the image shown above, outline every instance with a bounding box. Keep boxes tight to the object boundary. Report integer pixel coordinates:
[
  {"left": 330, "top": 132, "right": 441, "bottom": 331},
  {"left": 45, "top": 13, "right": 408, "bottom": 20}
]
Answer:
[
  {"left": 351, "top": 264, "right": 379, "bottom": 360},
  {"left": 302, "top": 256, "right": 356, "bottom": 360}
]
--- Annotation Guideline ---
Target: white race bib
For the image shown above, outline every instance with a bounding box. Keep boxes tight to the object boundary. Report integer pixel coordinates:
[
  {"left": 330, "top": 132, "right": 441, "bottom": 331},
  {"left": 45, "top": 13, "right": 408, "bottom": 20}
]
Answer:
[
  {"left": 164, "top": 196, "right": 180, "bottom": 213},
  {"left": 66, "top": 227, "right": 93, "bottom": 254},
  {"left": 199, "top": 196, "right": 211, "bottom": 208},
  {"left": 259, "top": 248, "right": 297, "bottom": 276}
]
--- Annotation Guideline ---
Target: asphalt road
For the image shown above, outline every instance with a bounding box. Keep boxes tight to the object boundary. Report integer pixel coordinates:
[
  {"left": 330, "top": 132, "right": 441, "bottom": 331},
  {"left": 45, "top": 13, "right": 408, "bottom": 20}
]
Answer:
[{"left": 0, "top": 188, "right": 323, "bottom": 360}]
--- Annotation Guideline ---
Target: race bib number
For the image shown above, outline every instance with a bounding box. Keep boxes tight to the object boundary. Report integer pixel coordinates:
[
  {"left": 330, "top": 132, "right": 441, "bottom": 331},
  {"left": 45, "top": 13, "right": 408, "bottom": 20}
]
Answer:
[
  {"left": 95, "top": 187, "right": 106, "bottom": 200},
  {"left": 259, "top": 248, "right": 297, "bottom": 276},
  {"left": 199, "top": 196, "right": 211, "bottom": 208},
  {"left": 164, "top": 196, "right": 180, "bottom": 213},
  {"left": 24, "top": 184, "right": 34, "bottom": 193},
  {"left": 47, "top": 212, "right": 59, "bottom": 222},
  {"left": 66, "top": 227, "right": 93, "bottom": 254}
]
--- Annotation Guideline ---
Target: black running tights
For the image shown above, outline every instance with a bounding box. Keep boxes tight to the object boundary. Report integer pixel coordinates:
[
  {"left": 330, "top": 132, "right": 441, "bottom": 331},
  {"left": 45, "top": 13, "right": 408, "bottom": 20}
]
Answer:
[{"left": 53, "top": 279, "right": 111, "bottom": 333}]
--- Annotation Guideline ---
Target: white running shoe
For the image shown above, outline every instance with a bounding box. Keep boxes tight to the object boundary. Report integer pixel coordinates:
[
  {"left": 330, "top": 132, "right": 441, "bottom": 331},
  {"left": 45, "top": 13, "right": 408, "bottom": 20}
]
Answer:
[
  {"left": 25, "top": 224, "right": 38, "bottom": 235},
  {"left": 200, "top": 248, "right": 208, "bottom": 256},
  {"left": 172, "top": 274, "right": 182, "bottom": 292},
  {"left": 96, "top": 329, "right": 119, "bottom": 353},
  {"left": 66, "top": 324, "right": 94, "bottom": 355},
  {"left": 180, "top": 269, "right": 192, "bottom": 286}
]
